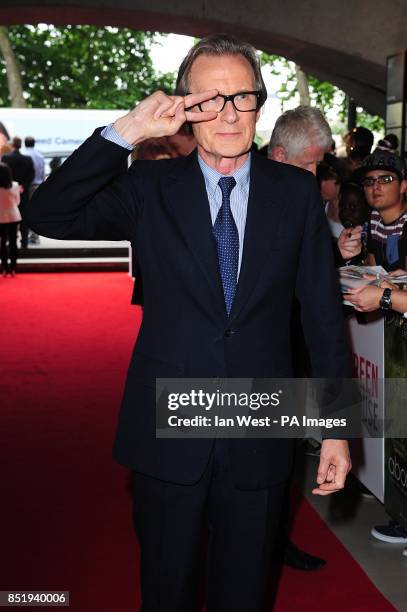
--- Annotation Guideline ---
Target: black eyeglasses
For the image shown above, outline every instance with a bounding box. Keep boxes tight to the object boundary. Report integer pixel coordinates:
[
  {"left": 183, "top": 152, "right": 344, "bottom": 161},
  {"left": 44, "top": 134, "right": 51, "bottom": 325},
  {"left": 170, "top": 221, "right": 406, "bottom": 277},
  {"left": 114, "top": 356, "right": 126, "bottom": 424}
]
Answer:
[
  {"left": 189, "top": 91, "right": 262, "bottom": 113},
  {"left": 361, "top": 174, "right": 399, "bottom": 187}
]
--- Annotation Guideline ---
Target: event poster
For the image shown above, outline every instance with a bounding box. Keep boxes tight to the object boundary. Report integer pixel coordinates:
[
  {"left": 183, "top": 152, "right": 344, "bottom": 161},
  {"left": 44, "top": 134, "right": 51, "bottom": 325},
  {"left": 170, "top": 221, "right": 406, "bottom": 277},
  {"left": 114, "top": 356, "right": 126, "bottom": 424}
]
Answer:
[{"left": 347, "top": 314, "right": 385, "bottom": 502}]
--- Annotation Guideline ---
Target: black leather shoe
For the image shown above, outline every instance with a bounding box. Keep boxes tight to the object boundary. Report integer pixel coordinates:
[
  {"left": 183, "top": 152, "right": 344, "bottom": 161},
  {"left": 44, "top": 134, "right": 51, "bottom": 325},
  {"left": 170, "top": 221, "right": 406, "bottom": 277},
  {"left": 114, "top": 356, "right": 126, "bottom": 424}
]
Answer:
[{"left": 283, "top": 540, "right": 326, "bottom": 571}]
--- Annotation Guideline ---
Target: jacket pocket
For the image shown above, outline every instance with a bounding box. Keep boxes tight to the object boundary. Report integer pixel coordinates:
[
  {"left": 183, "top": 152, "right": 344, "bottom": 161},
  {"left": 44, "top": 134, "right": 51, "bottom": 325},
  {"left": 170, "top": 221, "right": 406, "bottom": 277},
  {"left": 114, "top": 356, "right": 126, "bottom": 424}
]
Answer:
[{"left": 129, "top": 350, "right": 184, "bottom": 388}]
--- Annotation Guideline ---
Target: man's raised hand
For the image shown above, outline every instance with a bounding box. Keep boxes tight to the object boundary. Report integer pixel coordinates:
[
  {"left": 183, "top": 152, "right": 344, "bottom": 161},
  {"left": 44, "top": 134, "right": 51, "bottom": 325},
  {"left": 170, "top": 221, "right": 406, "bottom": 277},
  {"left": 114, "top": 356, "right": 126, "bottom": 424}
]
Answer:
[{"left": 113, "top": 90, "right": 219, "bottom": 147}]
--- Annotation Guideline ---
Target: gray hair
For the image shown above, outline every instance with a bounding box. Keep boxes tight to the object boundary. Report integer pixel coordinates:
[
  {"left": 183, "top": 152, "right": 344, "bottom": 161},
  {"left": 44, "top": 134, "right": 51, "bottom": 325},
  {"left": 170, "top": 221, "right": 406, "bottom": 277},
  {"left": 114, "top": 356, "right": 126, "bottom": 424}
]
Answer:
[
  {"left": 175, "top": 34, "right": 267, "bottom": 108},
  {"left": 268, "top": 105, "right": 332, "bottom": 159}
]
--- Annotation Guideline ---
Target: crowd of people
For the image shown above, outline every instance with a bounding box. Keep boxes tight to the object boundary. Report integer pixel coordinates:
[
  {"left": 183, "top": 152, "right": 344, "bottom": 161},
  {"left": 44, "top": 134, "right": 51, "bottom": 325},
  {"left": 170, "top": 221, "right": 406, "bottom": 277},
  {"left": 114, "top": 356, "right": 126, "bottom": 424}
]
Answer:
[
  {"left": 1, "top": 111, "right": 406, "bottom": 289},
  {"left": 0, "top": 128, "right": 46, "bottom": 276}
]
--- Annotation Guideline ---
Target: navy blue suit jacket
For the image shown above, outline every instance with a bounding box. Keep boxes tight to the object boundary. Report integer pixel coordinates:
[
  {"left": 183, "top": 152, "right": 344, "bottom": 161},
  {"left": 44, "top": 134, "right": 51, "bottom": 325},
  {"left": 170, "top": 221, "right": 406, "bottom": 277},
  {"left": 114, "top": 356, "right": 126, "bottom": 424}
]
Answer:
[{"left": 22, "top": 129, "right": 351, "bottom": 488}]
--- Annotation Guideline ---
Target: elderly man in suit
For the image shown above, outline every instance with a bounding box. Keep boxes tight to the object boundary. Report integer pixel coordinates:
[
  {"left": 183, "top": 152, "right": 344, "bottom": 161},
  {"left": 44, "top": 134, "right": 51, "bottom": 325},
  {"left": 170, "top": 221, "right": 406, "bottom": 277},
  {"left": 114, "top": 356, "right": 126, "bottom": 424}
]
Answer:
[{"left": 23, "top": 34, "right": 351, "bottom": 612}]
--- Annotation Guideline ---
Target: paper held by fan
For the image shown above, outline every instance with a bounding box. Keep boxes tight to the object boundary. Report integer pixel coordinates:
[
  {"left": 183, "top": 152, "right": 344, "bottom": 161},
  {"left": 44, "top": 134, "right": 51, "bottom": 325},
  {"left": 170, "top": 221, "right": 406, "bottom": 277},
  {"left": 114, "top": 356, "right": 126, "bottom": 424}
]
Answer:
[{"left": 338, "top": 265, "right": 407, "bottom": 307}]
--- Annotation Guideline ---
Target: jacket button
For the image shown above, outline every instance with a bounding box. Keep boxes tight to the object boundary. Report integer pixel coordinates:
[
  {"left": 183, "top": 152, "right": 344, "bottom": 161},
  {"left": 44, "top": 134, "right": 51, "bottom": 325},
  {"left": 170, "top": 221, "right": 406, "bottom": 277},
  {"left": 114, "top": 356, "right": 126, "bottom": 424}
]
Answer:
[{"left": 224, "top": 328, "right": 235, "bottom": 338}]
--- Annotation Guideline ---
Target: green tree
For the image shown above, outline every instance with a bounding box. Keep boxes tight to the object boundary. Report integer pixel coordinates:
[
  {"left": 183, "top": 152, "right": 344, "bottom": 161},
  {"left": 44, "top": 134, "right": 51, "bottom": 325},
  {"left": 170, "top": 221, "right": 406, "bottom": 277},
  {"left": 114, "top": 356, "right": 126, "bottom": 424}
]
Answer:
[
  {"left": 0, "top": 25, "right": 176, "bottom": 109},
  {"left": 260, "top": 52, "right": 384, "bottom": 133},
  {"left": 0, "top": 26, "right": 26, "bottom": 107}
]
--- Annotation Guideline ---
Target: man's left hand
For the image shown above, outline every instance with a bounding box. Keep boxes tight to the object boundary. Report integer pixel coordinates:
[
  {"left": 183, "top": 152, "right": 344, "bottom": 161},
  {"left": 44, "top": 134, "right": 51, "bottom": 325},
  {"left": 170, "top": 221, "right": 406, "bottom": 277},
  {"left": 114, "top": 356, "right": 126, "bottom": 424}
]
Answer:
[{"left": 312, "top": 439, "right": 351, "bottom": 496}]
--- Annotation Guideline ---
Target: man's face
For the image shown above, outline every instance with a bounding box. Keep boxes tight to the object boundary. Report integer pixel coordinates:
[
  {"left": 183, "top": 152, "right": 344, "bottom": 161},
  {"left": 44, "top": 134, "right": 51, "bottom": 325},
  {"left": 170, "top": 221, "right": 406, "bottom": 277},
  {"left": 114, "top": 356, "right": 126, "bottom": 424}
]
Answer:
[
  {"left": 285, "top": 144, "right": 326, "bottom": 176},
  {"left": 320, "top": 178, "right": 340, "bottom": 202},
  {"left": 362, "top": 170, "right": 406, "bottom": 211},
  {"left": 188, "top": 54, "right": 259, "bottom": 164}
]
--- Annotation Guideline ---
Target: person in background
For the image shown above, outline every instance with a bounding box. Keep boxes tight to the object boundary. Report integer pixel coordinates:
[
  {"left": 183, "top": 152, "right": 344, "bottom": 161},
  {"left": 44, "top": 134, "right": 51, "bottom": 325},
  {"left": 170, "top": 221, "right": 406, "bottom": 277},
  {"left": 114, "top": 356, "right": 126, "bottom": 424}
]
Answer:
[
  {"left": 0, "top": 162, "right": 22, "bottom": 277},
  {"left": 345, "top": 275, "right": 406, "bottom": 314},
  {"left": 361, "top": 148, "right": 407, "bottom": 272},
  {"left": 268, "top": 106, "right": 355, "bottom": 572},
  {"left": 0, "top": 143, "right": 13, "bottom": 158},
  {"left": 132, "top": 136, "right": 175, "bottom": 162},
  {"left": 338, "top": 182, "right": 370, "bottom": 263},
  {"left": 346, "top": 126, "right": 374, "bottom": 171},
  {"left": 269, "top": 106, "right": 361, "bottom": 263},
  {"left": 2, "top": 137, "right": 34, "bottom": 249},
  {"left": 346, "top": 146, "right": 407, "bottom": 547},
  {"left": 23, "top": 136, "right": 45, "bottom": 245},
  {"left": 376, "top": 133, "right": 399, "bottom": 154},
  {"left": 166, "top": 123, "right": 197, "bottom": 157},
  {"left": 269, "top": 105, "right": 331, "bottom": 176},
  {"left": 0, "top": 121, "right": 10, "bottom": 147},
  {"left": 49, "top": 157, "right": 62, "bottom": 174},
  {"left": 339, "top": 182, "right": 370, "bottom": 231},
  {"left": 317, "top": 157, "right": 351, "bottom": 240}
]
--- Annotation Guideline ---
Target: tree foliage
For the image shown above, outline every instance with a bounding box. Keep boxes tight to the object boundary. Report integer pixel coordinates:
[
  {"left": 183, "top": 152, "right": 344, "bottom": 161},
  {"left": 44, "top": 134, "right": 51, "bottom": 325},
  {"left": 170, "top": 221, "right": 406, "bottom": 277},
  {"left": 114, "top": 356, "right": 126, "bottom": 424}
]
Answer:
[
  {"left": 0, "top": 25, "right": 176, "bottom": 109},
  {"left": 260, "top": 52, "right": 384, "bottom": 133}
]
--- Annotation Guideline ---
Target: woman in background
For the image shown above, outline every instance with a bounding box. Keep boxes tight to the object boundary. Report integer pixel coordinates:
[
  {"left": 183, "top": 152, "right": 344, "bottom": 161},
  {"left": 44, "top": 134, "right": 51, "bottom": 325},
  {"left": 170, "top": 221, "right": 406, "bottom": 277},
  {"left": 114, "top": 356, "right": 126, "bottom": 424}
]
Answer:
[
  {"left": 317, "top": 158, "right": 351, "bottom": 239},
  {"left": 0, "top": 162, "right": 22, "bottom": 277}
]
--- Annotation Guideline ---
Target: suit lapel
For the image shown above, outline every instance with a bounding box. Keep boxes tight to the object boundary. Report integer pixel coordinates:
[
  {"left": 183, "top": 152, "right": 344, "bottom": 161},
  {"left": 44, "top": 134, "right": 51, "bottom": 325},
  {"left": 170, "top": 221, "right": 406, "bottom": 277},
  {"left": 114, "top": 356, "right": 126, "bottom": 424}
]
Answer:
[
  {"left": 163, "top": 152, "right": 227, "bottom": 319},
  {"left": 230, "top": 154, "right": 284, "bottom": 320}
]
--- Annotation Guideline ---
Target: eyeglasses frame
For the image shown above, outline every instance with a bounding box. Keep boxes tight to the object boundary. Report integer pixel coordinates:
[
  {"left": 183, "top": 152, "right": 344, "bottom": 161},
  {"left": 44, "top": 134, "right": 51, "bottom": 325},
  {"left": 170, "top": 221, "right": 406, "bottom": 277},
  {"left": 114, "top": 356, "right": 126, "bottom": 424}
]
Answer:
[
  {"left": 361, "top": 174, "right": 401, "bottom": 188},
  {"left": 186, "top": 91, "right": 263, "bottom": 113}
]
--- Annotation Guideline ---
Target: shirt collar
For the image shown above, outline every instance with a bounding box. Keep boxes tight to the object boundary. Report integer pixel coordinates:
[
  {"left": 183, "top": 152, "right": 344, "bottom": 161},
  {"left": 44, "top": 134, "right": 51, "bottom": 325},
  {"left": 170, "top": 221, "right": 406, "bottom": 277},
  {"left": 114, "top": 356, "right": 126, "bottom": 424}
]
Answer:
[{"left": 197, "top": 152, "right": 251, "bottom": 200}]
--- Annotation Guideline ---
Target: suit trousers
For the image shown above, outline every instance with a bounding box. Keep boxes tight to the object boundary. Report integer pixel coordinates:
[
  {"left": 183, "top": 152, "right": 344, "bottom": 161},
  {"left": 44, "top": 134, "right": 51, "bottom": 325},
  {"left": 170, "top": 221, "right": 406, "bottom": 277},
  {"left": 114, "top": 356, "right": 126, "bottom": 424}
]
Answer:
[{"left": 132, "top": 440, "right": 286, "bottom": 612}]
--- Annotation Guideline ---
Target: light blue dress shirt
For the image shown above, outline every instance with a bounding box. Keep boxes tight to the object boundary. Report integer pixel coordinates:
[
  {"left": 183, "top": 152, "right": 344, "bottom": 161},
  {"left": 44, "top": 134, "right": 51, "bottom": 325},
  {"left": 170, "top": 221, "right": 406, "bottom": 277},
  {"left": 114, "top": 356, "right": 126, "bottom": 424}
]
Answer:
[{"left": 101, "top": 124, "right": 251, "bottom": 275}]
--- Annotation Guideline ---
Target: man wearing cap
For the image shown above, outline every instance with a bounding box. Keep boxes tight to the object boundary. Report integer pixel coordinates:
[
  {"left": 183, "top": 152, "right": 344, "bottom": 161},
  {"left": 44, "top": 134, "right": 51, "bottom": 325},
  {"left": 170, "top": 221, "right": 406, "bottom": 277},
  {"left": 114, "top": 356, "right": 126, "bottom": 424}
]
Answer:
[
  {"left": 361, "top": 148, "right": 407, "bottom": 272},
  {"left": 347, "top": 147, "right": 407, "bottom": 548}
]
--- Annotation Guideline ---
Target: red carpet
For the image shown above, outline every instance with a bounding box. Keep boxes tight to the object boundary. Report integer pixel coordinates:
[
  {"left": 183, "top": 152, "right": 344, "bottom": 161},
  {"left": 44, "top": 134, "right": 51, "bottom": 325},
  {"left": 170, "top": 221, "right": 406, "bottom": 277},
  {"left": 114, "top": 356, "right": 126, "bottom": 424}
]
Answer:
[{"left": 0, "top": 272, "right": 395, "bottom": 611}]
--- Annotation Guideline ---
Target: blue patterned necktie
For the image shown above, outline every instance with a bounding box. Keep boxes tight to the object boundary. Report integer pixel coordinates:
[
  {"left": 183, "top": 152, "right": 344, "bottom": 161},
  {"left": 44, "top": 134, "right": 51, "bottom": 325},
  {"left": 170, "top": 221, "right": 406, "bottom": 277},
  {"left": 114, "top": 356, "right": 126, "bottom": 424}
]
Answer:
[{"left": 213, "top": 176, "right": 239, "bottom": 315}]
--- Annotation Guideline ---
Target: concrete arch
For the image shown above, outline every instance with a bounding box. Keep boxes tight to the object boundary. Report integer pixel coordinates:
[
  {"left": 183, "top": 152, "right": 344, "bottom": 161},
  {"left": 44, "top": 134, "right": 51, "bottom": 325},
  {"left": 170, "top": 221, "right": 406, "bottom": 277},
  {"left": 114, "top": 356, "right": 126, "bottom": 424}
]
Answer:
[{"left": 1, "top": 0, "right": 406, "bottom": 116}]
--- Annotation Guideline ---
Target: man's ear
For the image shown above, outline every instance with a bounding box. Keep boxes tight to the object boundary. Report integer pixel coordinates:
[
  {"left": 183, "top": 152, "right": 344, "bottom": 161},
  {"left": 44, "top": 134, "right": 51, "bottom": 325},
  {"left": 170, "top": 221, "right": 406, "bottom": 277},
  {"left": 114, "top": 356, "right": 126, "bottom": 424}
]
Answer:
[
  {"left": 400, "top": 178, "right": 407, "bottom": 195},
  {"left": 269, "top": 146, "right": 287, "bottom": 163}
]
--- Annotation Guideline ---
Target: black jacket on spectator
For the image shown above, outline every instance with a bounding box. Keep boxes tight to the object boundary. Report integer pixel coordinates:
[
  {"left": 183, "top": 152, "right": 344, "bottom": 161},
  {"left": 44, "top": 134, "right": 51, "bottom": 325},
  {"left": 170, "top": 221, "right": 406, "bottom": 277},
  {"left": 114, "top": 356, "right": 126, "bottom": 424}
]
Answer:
[{"left": 2, "top": 150, "right": 34, "bottom": 201}]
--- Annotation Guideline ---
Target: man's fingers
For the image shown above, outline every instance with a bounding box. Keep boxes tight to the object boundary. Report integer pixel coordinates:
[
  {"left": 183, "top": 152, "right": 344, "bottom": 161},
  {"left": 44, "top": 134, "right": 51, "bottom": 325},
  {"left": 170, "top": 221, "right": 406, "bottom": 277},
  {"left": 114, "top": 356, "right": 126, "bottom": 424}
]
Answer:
[
  {"left": 184, "top": 89, "right": 218, "bottom": 109},
  {"left": 347, "top": 286, "right": 364, "bottom": 296},
  {"left": 150, "top": 90, "right": 219, "bottom": 126},
  {"left": 326, "top": 464, "right": 336, "bottom": 482},
  {"left": 312, "top": 465, "right": 348, "bottom": 495},
  {"left": 316, "top": 455, "right": 330, "bottom": 484},
  {"left": 186, "top": 110, "right": 218, "bottom": 123},
  {"left": 165, "top": 102, "right": 187, "bottom": 133},
  {"left": 153, "top": 98, "right": 179, "bottom": 120},
  {"left": 312, "top": 484, "right": 343, "bottom": 496},
  {"left": 335, "top": 463, "right": 350, "bottom": 487}
]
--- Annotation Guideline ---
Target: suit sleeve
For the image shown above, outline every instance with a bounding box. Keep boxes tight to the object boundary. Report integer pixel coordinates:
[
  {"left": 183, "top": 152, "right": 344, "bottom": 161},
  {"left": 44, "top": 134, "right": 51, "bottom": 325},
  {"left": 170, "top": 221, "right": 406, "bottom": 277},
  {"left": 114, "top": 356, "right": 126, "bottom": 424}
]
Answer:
[
  {"left": 294, "top": 179, "right": 360, "bottom": 436},
  {"left": 21, "top": 129, "right": 140, "bottom": 242},
  {"left": 295, "top": 178, "right": 352, "bottom": 379}
]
